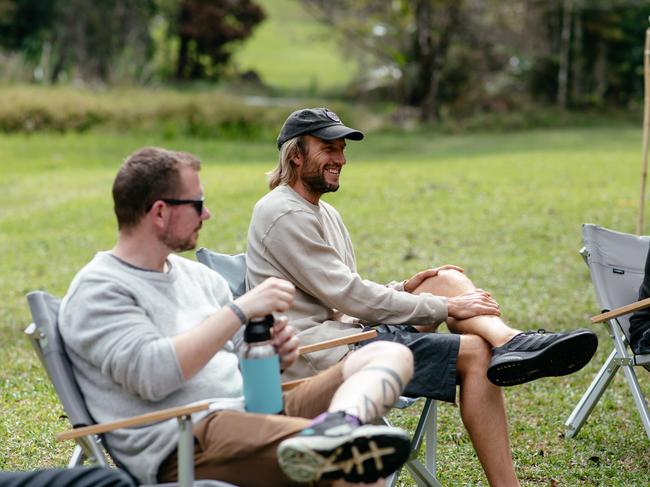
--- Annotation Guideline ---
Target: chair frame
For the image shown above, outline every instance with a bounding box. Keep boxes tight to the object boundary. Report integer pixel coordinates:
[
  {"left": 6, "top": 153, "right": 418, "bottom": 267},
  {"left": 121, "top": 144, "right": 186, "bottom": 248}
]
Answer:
[
  {"left": 381, "top": 398, "right": 439, "bottom": 487},
  {"left": 25, "top": 290, "right": 229, "bottom": 487},
  {"left": 564, "top": 224, "right": 650, "bottom": 441},
  {"left": 196, "top": 247, "right": 441, "bottom": 486}
]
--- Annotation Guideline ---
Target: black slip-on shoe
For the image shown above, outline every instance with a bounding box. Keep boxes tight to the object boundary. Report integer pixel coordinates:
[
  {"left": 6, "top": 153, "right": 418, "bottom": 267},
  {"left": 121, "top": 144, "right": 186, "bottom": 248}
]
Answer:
[
  {"left": 277, "top": 411, "right": 410, "bottom": 483},
  {"left": 487, "top": 328, "right": 598, "bottom": 387}
]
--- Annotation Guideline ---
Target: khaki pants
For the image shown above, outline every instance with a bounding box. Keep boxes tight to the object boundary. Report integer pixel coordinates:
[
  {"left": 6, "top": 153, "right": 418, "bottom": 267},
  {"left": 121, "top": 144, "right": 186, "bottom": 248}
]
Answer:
[{"left": 158, "top": 361, "right": 345, "bottom": 487}]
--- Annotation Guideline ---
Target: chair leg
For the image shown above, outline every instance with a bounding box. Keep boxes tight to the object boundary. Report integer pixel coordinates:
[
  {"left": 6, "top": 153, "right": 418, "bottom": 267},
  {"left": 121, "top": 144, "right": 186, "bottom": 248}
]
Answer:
[
  {"left": 177, "top": 415, "right": 195, "bottom": 487},
  {"left": 74, "top": 436, "right": 109, "bottom": 467},
  {"left": 383, "top": 399, "right": 441, "bottom": 487},
  {"left": 621, "top": 363, "right": 650, "bottom": 440},
  {"left": 565, "top": 348, "right": 619, "bottom": 438},
  {"left": 425, "top": 400, "right": 437, "bottom": 477},
  {"left": 408, "top": 460, "right": 442, "bottom": 487},
  {"left": 67, "top": 444, "right": 86, "bottom": 468}
]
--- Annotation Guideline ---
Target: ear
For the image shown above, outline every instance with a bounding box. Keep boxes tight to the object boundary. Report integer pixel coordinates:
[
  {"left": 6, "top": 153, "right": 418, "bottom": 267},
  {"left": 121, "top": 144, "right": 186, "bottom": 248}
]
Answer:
[
  {"left": 147, "top": 200, "right": 169, "bottom": 230},
  {"left": 292, "top": 148, "right": 304, "bottom": 168}
]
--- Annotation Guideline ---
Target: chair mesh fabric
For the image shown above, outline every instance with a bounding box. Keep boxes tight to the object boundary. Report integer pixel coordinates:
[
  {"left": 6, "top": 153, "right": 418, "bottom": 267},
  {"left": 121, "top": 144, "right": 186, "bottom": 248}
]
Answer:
[
  {"left": 27, "top": 291, "right": 95, "bottom": 428},
  {"left": 195, "top": 249, "right": 247, "bottom": 298},
  {"left": 583, "top": 224, "right": 650, "bottom": 339}
]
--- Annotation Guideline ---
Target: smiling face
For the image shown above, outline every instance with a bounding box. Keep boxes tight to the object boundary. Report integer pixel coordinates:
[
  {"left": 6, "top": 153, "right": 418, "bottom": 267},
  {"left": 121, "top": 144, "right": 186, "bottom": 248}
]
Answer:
[
  {"left": 161, "top": 165, "right": 211, "bottom": 252},
  {"left": 294, "top": 135, "right": 346, "bottom": 203}
]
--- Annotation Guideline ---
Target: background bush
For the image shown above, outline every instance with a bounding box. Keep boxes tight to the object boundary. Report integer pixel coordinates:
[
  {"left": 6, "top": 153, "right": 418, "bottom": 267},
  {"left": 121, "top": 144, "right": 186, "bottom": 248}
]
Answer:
[{"left": 0, "top": 85, "right": 368, "bottom": 138}]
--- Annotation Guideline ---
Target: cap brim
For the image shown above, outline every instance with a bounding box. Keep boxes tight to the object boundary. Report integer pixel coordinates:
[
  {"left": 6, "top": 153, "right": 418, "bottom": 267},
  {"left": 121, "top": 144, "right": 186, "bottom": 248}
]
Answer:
[{"left": 310, "top": 124, "right": 364, "bottom": 142}]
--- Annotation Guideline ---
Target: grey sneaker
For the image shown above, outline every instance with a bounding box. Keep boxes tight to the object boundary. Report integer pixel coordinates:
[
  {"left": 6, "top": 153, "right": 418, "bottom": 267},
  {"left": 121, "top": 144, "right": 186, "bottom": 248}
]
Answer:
[
  {"left": 277, "top": 411, "right": 410, "bottom": 483},
  {"left": 487, "top": 328, "right": 598, "bottom": 386}
]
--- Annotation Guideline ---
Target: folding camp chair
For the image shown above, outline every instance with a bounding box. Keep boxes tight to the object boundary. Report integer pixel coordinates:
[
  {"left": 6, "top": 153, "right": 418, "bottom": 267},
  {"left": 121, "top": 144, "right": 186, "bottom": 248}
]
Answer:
[
  {"left": 564, "top": 224, "right": 650, "bottom": 441},
  {"left": 196, "top": 247, "right": 441, "bottom": 487},
  {"left": 24, "top": 290, "right": 234, "bottom": 487}
]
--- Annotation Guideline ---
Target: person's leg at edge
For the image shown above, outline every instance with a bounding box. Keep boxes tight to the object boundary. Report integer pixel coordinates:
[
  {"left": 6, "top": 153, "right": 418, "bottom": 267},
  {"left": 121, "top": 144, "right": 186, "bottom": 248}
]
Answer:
[
  {"left": 326, "top": 341, "right": 414, "bottom": 487},
  {"left": 329, "top": 341, "right": 414, "bottom": 422},
  {"left": 456, "top": 334, "right": 520, "bottom": 487},
  {"left": 159, "top": 360, "right": 387, "bottom": 487},
  {"left": 411, "top": 268, "right": 519, "bottom": 347},
  {"left": 330, "top": 342, "right": 414, "bottom": 487},
  {"left": 277, "top": 341, "right": 415, "bottom": 485}
]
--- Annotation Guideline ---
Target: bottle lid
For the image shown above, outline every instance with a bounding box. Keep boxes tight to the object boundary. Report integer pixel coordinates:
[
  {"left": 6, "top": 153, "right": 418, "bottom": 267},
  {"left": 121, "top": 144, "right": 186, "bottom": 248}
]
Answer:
[{"left": 244, "top": 315, "right": 274, "bottom": 343}]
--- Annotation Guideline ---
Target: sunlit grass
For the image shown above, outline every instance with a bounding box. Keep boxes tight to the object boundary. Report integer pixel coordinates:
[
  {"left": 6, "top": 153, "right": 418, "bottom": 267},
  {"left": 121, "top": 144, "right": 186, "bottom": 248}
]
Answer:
[
  {"left": 233, "top": 0, "right": 355, "bottom": 93},
  {"left": 1, "top": 127, "right": 649, "bottom": 484}
]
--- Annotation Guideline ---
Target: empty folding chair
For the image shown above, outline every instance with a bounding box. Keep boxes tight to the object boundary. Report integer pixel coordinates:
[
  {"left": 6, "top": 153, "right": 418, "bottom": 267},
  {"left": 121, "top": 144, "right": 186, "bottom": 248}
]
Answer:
[{"left": 565, "top": 224, "right": 650, "bottom": 440}]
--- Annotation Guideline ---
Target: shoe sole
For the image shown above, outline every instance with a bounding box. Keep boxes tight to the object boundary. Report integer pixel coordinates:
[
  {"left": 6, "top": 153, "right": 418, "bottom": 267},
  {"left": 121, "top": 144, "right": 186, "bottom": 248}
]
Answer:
[
  {"left": 277, "top": 424, "right": 410, "bottom": 483},
  {"left": 487, "top": 330, "right": 598, "bottom": 387}
]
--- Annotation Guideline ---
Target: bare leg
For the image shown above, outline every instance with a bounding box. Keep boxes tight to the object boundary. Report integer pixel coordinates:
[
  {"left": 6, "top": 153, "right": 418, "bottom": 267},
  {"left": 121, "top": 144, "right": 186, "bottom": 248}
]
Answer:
[
  {"left": 329, "top": 341, "right": 414, "bottom": 423},
  {"left": 456, "top": 334, "right": 519, "bottom": 486},
  {"left": 413, "top": 269, "right": 520, "bottom": 347},
  {"left": 277, "top": 342, "right": 412, "bottom": 485}
]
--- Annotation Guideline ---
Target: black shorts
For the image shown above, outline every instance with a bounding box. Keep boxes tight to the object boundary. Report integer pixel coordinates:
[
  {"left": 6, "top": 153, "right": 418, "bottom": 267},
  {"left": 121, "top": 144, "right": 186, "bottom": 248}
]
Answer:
[{"left": 359, "top": 324, "right": 460, "bottom": 403}]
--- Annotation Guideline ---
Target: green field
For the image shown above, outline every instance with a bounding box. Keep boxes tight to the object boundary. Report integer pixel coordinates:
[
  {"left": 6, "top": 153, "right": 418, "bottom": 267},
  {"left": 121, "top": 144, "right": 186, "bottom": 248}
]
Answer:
[
  {"left": 2, "top": 126, "right": 650, "bottom": 484},
  {"left": 234, "top": 0, "right": 355, "bottom": 93}
]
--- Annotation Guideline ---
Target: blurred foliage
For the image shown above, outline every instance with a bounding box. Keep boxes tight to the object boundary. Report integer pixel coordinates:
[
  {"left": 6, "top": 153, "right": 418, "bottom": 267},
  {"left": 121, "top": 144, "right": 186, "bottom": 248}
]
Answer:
[
  {"left": 173, "top": 0, "right": 265, "bottom": 81},
  {"left": 0, "top": 85, "right": 368, "bottom": 138},
  {"left": 301, "top": 0, "right": 650, "bottom": 120},
  {"left": 0, "top": 0, "right": 155, "bottom": 83},
  {"left": 0, "top": 0, "right": 264, "bottom": 84},
  {"left": 1, "top": 0, "right": 650, "bottom": 121}
]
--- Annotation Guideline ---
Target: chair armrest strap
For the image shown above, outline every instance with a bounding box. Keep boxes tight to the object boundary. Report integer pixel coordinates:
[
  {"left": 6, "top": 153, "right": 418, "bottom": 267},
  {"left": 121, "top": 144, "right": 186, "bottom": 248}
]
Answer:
[
  {"left": 281, "top": 378, "right": 310, "bottom": 391},
  {"left": 298, "top": 330, "right": 377, "bottom": 355},
  {"left": 591, "top": 297, "right": 650, "bottom": 323},
  {"left": 56, "top": 401, "right": 211, "bottom": 441}
]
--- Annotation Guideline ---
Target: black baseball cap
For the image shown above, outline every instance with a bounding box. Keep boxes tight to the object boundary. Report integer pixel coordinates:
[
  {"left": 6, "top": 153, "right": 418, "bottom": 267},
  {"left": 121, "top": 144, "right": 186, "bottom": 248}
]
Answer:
[{"left": 277, "top": 107, "right": 364, "bottom": 149}]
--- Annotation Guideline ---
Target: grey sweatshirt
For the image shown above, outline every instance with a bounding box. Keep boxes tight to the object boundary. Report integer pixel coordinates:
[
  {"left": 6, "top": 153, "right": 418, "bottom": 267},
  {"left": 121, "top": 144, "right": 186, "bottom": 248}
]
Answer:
[
  {"left": 246, "top": 184, "right": 448, "bottom": 380},
  {"left": 59, "top": 252, "right": 245, "bottom": 484}
]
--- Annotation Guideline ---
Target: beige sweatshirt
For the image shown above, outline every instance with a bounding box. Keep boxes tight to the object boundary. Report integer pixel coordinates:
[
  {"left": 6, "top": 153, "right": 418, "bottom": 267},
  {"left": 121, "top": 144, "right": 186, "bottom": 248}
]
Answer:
[{"left": 246, "top": 184, "right": 448, "bottom": 380}]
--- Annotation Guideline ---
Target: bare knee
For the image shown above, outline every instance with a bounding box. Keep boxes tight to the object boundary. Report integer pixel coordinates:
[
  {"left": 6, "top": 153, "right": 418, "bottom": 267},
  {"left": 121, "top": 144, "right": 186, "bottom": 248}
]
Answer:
[
  {"left": 456, "top": 334, "right": 491, "bottom": 378},
  {"left": 437, "top": 268, "right": 475, "bottom": 290},
  {"left": 344, "top": 341, "right": 414, "bottom": 383},
  {"left": 416, "top": 269, "right": 475, "bottom": 297}
]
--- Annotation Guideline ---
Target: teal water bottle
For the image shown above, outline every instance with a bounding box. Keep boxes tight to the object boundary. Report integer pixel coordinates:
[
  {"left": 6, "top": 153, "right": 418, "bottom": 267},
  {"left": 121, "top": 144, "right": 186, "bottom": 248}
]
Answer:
[{"left": 240, "top": 315, "right": 283, "bottom": 414}]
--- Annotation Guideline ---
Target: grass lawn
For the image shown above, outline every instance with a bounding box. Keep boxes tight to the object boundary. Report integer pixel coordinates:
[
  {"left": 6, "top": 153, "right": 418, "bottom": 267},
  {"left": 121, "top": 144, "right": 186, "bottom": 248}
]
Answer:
[
  {"left": 233, "top": 0, "right": 356, "bottom": 94},
  {"left": 1, "top": 126, "right": 650, "bottom": 484}
]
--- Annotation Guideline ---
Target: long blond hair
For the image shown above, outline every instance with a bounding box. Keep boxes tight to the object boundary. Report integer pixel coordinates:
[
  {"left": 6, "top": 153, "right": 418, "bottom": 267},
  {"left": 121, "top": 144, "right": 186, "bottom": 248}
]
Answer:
[{"left": 267, "top": 136, "right": 307, "bottom": 190}]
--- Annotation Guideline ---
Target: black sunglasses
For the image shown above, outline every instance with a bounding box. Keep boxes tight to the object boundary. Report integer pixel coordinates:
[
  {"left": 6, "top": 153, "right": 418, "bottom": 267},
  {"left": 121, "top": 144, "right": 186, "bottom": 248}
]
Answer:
[{"left": 149, "top": 198, "right": 204, "bottom": 215}]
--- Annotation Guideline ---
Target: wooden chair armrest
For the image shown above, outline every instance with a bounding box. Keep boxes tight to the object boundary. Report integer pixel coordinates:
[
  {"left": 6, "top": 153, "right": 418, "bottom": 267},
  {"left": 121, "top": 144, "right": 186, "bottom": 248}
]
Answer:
[
  {"left": 297, "top": 329, "right": 377, "bottom": 355},
  {"left": 282, "top": 378, "right": 309, "bottom": 391},
  {"left": 281, "top": 330, "right": 377, "bottom": 392},
  {"left": 56, "top": 401, "right": 211, "bottom": 442},
  {"left": 58, "top": 331, "right": 378, "bottom": 441},
  {"left": 591, "top": 297, "right": 650, "bottom": 323}
]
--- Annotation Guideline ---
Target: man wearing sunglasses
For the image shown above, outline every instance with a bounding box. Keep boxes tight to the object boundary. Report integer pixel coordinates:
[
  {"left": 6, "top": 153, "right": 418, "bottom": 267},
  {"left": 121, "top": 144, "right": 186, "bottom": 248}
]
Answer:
[{"left": 58, "top": 146, "right": 415, "bottom": 486}]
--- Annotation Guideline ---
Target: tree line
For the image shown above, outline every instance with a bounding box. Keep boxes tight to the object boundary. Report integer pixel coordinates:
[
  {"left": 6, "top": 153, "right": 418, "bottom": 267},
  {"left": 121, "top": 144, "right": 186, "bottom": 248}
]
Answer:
[
  {"left": 302, "top": 0, "right": 650, "bottom": 120},
  {"left": 0, "top": 0, "right": 264, "bottom": 84},
  {"left": 1, "top": 0, "right": 649, "bottom": 121}
]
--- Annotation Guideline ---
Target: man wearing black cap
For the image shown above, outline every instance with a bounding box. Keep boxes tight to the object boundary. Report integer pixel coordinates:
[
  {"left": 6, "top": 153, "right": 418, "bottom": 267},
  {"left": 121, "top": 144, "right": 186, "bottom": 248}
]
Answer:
[{"left": 246, "top": 107, "right": 598, "bottom": 486}]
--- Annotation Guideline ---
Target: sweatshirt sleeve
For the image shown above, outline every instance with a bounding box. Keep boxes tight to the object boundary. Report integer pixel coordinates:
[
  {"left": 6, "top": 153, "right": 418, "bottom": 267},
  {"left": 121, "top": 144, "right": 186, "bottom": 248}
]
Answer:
[
  {"left": 60, "top": 279, "right": 185, "bottom": 402},
  {"left": 261, "top": 210, "right": 447, "bottom": 325}
]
